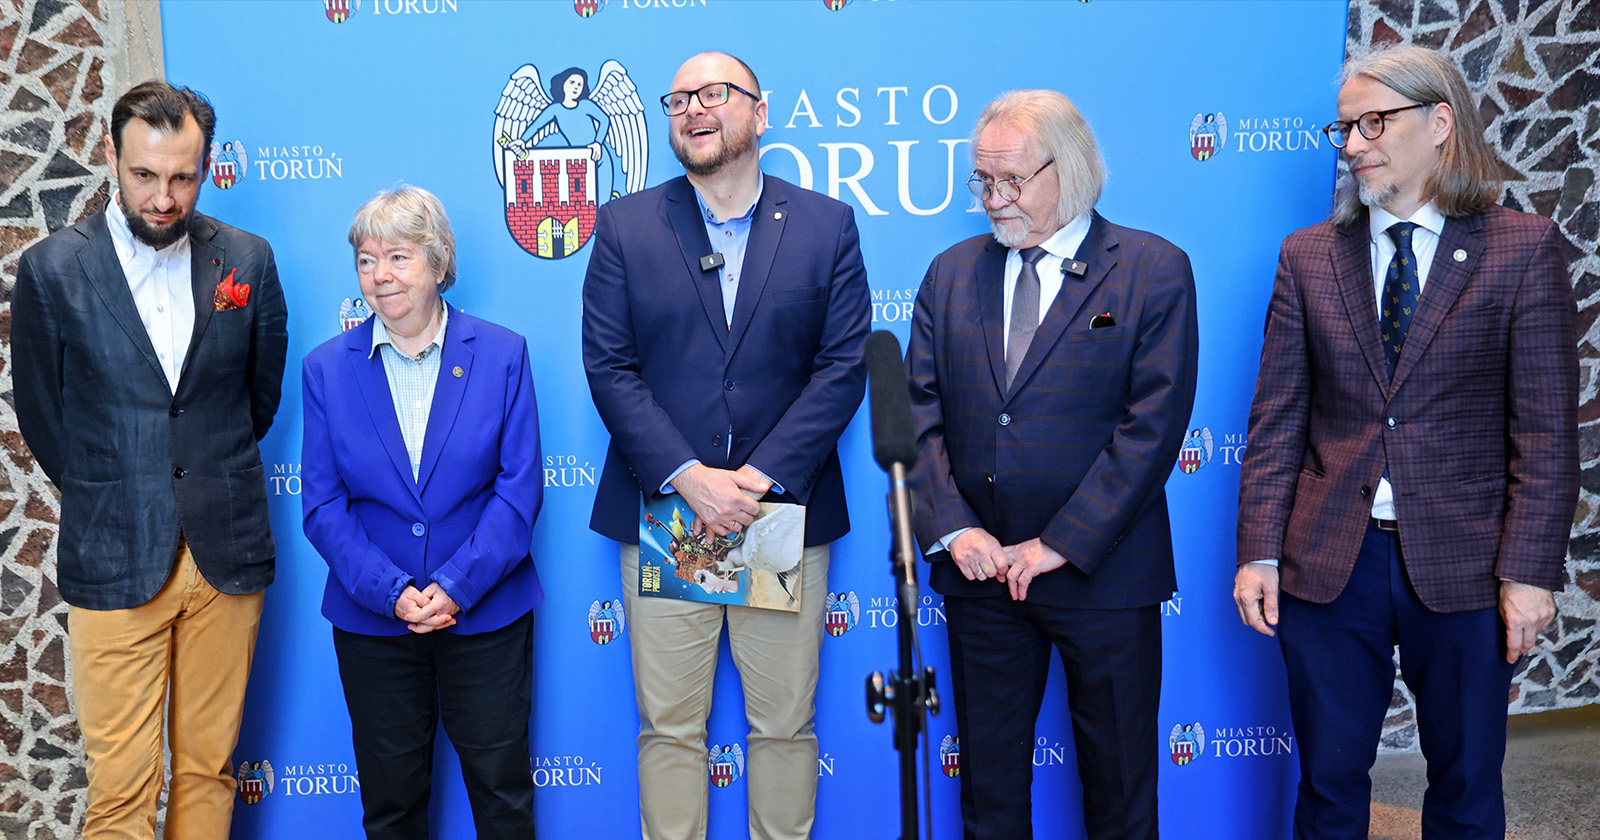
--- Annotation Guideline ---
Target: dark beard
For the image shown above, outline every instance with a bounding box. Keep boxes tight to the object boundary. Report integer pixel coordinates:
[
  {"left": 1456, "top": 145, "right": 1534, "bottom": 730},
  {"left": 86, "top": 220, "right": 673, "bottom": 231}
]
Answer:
[
  {"left": 671, "top": 119, "right": 755, "bottom": 178},
  {"left": 119, "top": 191, "right": 191, "bottom": 250}
]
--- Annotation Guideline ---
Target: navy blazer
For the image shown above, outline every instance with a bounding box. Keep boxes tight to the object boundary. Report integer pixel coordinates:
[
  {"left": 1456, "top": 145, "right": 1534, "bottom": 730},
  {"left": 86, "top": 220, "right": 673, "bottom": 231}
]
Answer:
[
  {"left": 583, "top": 175, "right": 870, "bottom": 546},
  {"left": 907, "top": 214, "right": 1199, "bottom": 608},
  {"left": 11, "top": 211, "right": 288, "bottom": 610},
  {"left": 301, "top": 306, "right": 544, "bottom": 636}
]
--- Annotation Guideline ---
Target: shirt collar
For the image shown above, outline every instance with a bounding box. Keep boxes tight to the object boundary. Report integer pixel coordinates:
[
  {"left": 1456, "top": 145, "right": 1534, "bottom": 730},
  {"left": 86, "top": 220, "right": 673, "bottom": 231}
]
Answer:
[
  {"left": 1018, "top": 212, "right": 1093, "bottom": 261},
  {"left": 694, "top": 172, "right": 764, "bottom": 225},
  {"left": 1368, "top": 201, "right": 1445, "bottom": 243},
  {"left": 106, "top": 192, "right": 190, "bottom": 266},
  {"left": 371, "top": 302, "right": 450, "bottom": 360}
]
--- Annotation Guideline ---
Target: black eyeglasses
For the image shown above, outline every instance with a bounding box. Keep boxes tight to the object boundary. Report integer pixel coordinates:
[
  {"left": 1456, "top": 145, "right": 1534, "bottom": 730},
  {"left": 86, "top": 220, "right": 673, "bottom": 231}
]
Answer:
[
  {"left": 967, "top": 159, "right": 1054, "bottom": 202},
  {"left": 1323, "top": 103, "right": 1432, "bottom": 149},
  {"left": 659, "top": 82, "right": 759, "bottom": 117}
]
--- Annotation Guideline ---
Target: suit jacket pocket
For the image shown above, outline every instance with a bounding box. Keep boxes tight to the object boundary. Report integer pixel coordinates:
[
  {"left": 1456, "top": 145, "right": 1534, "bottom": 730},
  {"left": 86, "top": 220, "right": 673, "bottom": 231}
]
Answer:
[
  {"left": 775, "top": 285, "right": 827, "bottom": 304},
  {"left": 59, "top": 476, "right": 129, "bottom": 584},
  {"left": 228, "top": 463, "right": 274, "bottom": 566}
]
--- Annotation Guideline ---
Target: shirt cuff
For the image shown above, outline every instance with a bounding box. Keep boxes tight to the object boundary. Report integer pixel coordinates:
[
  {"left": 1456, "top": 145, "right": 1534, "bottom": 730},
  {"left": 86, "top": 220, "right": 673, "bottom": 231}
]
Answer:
[
  {"left": 1250, "top": 559, "right": 1279, "bottom": 568},
  {"left": 930, "top": 527, "right": 972, "bottom": 556},
  {"left": 661, "top": 459, "right": 700, "bottom": 495},
  {"left": 745, "top": 465, "right": 784, "bottom": 496}
]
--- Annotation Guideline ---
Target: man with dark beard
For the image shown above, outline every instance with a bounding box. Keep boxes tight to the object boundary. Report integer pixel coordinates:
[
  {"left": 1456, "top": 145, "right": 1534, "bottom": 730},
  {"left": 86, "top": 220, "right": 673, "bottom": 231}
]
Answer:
[
  {"left": 11, "top": 81, "right": 287, "bottom": 838},
  {"left": 905, "top": 89, "right": 1197, "bottom": 839},
  {"left": 582, "top": 52, "right": 869, "bottom": 840}
]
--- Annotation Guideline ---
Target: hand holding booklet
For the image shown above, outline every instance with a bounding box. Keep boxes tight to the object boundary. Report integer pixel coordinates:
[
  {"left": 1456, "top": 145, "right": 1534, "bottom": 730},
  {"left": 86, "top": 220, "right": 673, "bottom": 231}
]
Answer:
[{"left": 638, "top": 494, "right": 806, "bottom": 612}]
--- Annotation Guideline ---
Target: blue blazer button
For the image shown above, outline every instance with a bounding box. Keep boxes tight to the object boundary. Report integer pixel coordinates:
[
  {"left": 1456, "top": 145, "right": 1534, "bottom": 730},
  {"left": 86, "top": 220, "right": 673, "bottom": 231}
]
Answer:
[{"left": 412, "top": 522, "right": 426, "bottom": 537}]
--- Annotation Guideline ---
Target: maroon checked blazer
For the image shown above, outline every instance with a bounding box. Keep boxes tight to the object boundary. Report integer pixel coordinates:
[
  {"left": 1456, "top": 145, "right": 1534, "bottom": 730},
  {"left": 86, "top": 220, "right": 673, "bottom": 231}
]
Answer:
[
  {"left": 1237, "top": 205, "right": 1579, "bottom": 613},
  {"left": 907, "top": 213, "right": 1199, "bottom": 609}
]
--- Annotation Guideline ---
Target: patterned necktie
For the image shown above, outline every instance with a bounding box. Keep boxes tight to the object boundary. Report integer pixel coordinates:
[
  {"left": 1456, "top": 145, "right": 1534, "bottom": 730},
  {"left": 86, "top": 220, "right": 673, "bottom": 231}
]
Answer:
[
  {"left": 1381, "top": 222, "right": 1420, "bottom": 378},
  {"left": 1006, "top": 246, "right": 1048, "bottom": 389}
]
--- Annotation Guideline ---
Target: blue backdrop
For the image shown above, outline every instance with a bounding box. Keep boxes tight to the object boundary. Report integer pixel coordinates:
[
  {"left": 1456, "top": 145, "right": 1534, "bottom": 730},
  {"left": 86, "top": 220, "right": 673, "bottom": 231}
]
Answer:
[{"left": 161, "top": 1, "right": 1349, "bottom": 837}]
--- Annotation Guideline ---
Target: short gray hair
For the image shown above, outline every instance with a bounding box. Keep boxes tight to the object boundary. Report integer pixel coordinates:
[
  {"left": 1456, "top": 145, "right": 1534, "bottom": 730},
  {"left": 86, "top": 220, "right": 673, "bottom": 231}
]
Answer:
[
  {"left": 348, "top": 184, "right": 457, "bottom": 290},
  {"left": 1332, "top": 45, "right": 1501, "bottom": 226},
  {"left": 972, "top": 90, "right": 1106, "bottom": 224}
]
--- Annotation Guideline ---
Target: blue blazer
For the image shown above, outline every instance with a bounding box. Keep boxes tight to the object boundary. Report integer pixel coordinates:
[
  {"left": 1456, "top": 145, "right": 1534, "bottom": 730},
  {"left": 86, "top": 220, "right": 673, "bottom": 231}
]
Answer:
[
  {"left": 582, "top": 175, "right": 871, "bottom": 546},
  {"left": 907, "top": 214, "right": 1199, "bottom": 608},
  {"left": 301, "top": 305, "right": 544, "bottom": 636}
]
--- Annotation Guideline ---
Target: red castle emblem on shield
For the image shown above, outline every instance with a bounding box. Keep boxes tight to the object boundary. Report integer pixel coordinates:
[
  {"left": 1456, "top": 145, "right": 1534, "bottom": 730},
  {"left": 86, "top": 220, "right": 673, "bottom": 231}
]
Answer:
[
  {"left": 1170, "top": 723, "right": 1206, "bottom": 766},
  {"left": 325, "top": 0, "right": 355, "bottom": 24},
  {"left": 707, "top": 743, "right": 744, "bottom": 789},
  {"left": 824, "top": 591, "right": 859, "bottom": 637},
  {"left": 209, "top": 141, "right": 246, "bottom": 190},
  {"left": 574, "top": 0, "right": 604, "bottom": 16},
  {"left": 588, "top": 598, "right": 625, "bottom": 645},
  {"left": 939, "top": 735, "right": 961, "bottom": 777},
  {"left": 1189, "top": 112, "right": 1228, "bottom": 162}
]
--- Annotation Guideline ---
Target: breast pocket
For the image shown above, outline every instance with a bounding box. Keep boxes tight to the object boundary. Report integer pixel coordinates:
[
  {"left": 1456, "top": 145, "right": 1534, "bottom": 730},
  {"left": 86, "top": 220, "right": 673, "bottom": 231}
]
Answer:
[{"left": 775, "top": 285, "right": 827, "bottom": 305}]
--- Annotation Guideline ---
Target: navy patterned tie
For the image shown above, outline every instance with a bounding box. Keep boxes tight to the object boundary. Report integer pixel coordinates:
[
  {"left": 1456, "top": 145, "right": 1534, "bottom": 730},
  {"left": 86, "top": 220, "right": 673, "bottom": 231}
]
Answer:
[
  {"left": 1381, "top": 222, "right": 1420, "bottom": 379},
  {"left": 1006, "top": 246, "right": 1048, "bottom": 389}
]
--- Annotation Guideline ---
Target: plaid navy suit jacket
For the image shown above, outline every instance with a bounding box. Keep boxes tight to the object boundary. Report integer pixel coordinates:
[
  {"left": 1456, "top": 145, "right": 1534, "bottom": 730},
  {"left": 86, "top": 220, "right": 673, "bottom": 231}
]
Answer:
[
  {"left": 1237, "top": 206, "right": 1579, "bottom": 612},
  {"left": 907, "top": 213, "right": 1199, "bottom": 608}
]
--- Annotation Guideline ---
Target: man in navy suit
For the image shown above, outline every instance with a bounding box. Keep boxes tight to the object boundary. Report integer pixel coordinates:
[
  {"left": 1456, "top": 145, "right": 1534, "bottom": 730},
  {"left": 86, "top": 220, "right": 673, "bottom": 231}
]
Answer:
[
  {"left": 11, "top": 81, "right": 287, "bottom": 837},
  {"left": 906, "top": 90, "right": 1198, "bottom": 840},
  {"left": 582, "top": 52, "right": 869, "bottom": 840}
]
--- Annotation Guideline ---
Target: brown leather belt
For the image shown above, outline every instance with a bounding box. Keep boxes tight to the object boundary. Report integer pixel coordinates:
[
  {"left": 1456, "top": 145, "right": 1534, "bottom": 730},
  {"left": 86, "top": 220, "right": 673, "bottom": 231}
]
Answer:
[{"left": 1370, "top": 517, "right": 1398, "bottom": 532}]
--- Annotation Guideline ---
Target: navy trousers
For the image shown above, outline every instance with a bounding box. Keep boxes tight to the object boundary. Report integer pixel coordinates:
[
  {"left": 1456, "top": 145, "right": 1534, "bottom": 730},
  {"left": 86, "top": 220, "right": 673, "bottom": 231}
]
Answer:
[
  {"left": 944, "top": 595, "right": 1161, "bottom": 840},
  {"left": 1278, "top": 523, "right": 1514, "bottom": 840}
]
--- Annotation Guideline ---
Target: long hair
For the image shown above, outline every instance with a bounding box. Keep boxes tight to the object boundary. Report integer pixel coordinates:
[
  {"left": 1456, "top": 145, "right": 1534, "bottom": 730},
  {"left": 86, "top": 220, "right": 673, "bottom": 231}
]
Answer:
[
  {"left": 1332, "top": 46, "right": 1501, "bottom": 226},
  {"left": 972, "top": 90, "right": 1106, "bottom": 224}
]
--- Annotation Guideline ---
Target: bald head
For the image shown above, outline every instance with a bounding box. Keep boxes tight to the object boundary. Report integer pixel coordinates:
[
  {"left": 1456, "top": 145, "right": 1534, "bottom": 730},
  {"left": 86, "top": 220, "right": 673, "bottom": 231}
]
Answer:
[{"left": 670, "top": 51, "right": 759, "bottom": 98}]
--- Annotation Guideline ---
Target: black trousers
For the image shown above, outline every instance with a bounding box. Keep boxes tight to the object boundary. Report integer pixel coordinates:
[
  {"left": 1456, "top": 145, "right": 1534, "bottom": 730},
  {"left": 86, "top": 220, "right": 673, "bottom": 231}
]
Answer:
[
  {"left": 945, "top": 595, "right": 1161, "bottom": 840},
  {"left": 333, "top": 610, "right": 537, "bottom": 840}
]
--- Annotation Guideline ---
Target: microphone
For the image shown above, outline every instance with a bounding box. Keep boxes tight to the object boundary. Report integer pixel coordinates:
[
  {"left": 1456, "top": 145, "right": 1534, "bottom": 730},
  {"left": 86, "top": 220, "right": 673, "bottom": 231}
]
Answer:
[
  {"left": 699, "top": 252, "right": 726, "bottom": 272},
  {"left": 865, "top": 331, "right": 917, "bottom": 470}
]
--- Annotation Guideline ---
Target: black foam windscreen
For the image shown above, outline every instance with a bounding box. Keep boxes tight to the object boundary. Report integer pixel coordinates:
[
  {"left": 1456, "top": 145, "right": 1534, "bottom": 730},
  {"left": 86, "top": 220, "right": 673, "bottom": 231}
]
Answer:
[{"left": 865, "top": 330, "right": 918, "bottom": 470}]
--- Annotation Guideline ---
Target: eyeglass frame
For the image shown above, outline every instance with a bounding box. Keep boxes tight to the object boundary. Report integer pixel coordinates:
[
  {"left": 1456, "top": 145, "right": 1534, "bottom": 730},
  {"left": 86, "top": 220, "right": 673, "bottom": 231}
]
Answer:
[
  {"left": 1322, "top": 102, "right": 1433, "bottom": 149},
  {"left": 967, "top": 159, "right": 1055, "bottom": 203},
  {"left": 659, "top": 82, "right": 760, "bottom": 117}
]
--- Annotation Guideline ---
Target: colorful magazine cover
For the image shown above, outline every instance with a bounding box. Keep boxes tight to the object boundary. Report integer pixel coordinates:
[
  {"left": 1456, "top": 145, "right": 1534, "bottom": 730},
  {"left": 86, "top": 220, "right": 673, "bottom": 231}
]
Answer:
[{"left": 638, "top": 494, "right": 805, "bottom": 612}]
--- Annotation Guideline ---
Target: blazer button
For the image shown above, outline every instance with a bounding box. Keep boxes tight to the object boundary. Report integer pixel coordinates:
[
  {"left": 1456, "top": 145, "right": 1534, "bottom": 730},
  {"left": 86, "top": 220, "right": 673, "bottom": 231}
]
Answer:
[
  {"left": 412, "top": 522, "right": 426, "bottom": 537},
  {"left": 169, "top": 407, "right": 183, "bottom": 418},
  {"left": 724, "top": 379, "right": 736, "bottom": 391},
  {"left": 712, "top": 434, "right": 724, "bottom": 448},
  {"left": 1360, "top": 485, "right": 1371, "bottom": 498},
  {"left": 1386, "top": 417, "right": 1397, "bottom": 429},
  {"left": 998, "top": 413, "right": 1011, "bottom": 426},
  {"left": 172, "top": 467, "right": 186, "bottom": 479}
]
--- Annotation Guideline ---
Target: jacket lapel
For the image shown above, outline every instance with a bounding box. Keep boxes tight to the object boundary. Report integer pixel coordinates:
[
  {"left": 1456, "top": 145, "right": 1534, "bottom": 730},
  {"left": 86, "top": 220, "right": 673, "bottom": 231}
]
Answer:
[
  {"left": 345, "top": 321, "right": 423, "bottom": 504},
  {"left": 180, "top": 215, "right": 222, "bottom": 389},
  {"left": 73, "top": 214, "right": 166, "bottom": 382},
  {"left": 1007, "top": 213, "right": 1114, "bottom": 399},
  {"left": 1389, "top": 213, "right": 1481, "bottom": 395},
  {"left": 973, "top": 239, "right": 1009, "bottom": 395},
  {"left": 1331, "top": 218, "right": 1391, "bottom": 396},
  {"left": 415, "top": 307, "right": 474, "bottom": 494},
  {"left": 727, "top": 183, "right": 787, "bottom": 358},
  {"left": 663, "top": 179, "right": 728, "bottom": 352}
]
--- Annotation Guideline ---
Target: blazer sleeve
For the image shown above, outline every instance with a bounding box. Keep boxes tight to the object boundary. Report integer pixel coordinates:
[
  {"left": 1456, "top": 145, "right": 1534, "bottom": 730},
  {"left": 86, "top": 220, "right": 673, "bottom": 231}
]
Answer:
[
  {"left": 300, "top": 356, "right": 413, "bottom": 618},
  {"left": 906, "top": 253, "right": 984, "bottom": 549},
  {"left": 743, "top": 205, "right": 871, "bottom": 496},
  {"left": 247, "top": 245, "right": 289, "bottom": 442},
  {"left": 1495, "top": 220, "right": 1579, "bottom": 588},
  {"left": 428, "top": 338, "right": 544, "bottom": 613},
  {"left": 582, "top": 201, "right": 701, "bottom": 493},
  {"left": 1040, "top": 244, "right": 1199, "bottom": 576},
  {"left": 10, "top": 248, "right": 66, "bottom": 486},
  {"left": 1236, "top": 243, "right": 1313, "bottom": 565}
]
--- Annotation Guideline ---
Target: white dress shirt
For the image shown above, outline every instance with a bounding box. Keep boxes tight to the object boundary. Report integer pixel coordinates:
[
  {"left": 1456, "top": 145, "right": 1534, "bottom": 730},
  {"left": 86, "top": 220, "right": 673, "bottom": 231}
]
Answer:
[{"left": 106, "top": 195, "right": 195, "bottom": 393}]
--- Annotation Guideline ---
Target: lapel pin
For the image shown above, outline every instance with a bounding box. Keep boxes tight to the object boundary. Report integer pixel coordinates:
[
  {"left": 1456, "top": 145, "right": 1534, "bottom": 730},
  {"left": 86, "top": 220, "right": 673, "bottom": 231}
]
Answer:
[
  {"left": 212, "top": 258, "right": 222, "bottom": 266},
  {"left": 452, "top": 366, "right": 463, "bottom": 378},
  {"left": 774, "top": 212, "right": 783, "bottom": 220},
  {"left": 1453, "top": 249, "right": 1466, "bottom": 262}
]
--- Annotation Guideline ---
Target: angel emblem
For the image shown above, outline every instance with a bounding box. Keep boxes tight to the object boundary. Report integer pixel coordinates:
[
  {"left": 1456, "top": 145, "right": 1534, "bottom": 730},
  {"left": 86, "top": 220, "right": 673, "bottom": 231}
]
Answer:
[
  {"left": 1178, "top": 427, "right": 1213, "bottom": 474},
  {"left": 1169, "top": 722, "right": 1206, "bottom": 766},
  {"left": 587, "top": 598, "right": 626, "bottom": 645},
  {"left": 939, "top": 734, "right": 961, "bottom": 777},
  {"left": 210, "top": 140, "right": 247, "bottom": 190},
  {"left": 707, "top": 743, "right": 745, "bottom": 788},
  {"left": 1189, "top": 112, "right": 1227, "bottom": 162},
  {"left": 493, "top": 61, "right": 647, "bottom": 203},
  {"left": 824, "top": 591, "right": 859, "bottom": 637},
  {"left": 339, "top": 297, "right": 373, "bottom": 332},
  {"left": 236, "top": 759, "right": 274, "bottom": 804}
]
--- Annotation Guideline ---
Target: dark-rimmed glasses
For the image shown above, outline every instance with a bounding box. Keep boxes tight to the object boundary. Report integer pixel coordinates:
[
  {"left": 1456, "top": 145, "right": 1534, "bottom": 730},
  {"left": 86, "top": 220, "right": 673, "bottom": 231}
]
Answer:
[
  {"left": 660, "top": 82, "right": 759, "bottom": 117},
  {"left": 1323, "top": 103, "right": 1432, "bottom": 149},
  {"left": 967, "top": 159, "right": 1054, "bottom": 202}
]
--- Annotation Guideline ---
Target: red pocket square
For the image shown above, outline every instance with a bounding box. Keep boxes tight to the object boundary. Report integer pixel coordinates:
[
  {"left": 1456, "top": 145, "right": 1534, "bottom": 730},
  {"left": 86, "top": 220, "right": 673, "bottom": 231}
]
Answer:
[{"left": 214, "top": 268, "right": 251, "bottom": 311}]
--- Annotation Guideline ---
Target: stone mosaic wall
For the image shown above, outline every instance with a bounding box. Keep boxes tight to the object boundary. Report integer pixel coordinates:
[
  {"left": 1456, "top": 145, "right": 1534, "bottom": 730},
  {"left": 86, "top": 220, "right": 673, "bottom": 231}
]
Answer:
[
  {"left": 0, "top": 0, "right": 1595, "bottom": 833},
  {"left": 0, "top": 1, "right": 124, "bottom": 834},
  {"left": 1345, "top": 0, "right": 1600, "bottom": 749}
]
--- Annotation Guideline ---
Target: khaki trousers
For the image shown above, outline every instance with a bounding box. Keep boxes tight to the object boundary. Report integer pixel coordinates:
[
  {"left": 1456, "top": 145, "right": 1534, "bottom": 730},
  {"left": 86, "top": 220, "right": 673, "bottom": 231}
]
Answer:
[
  {"left": 68, "top": 539, "right": 265, "bottom": 839},
  {"left": 622, "top": 542, "right": 828, "bottom": 840}
]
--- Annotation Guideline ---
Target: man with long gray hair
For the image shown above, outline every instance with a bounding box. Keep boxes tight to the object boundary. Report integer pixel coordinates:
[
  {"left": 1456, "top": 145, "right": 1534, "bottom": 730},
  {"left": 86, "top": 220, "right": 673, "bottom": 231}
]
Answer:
[
  {"left": 906, "top": 89, "right": 1198, "bottom": 839},
  {"left": 1235, "top": 45, "right": 1578, "bottom": 839}
]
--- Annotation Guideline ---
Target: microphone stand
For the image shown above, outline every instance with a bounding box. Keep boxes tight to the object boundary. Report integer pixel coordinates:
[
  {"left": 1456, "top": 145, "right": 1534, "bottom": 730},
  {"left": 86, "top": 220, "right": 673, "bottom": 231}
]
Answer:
[{"left": 867, "top": 461, "right": 938, "bottom": 840}]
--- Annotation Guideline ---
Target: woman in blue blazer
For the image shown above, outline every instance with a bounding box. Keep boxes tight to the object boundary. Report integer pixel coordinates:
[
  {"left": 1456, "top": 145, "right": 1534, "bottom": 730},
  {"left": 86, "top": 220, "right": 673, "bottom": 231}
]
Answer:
[{"left": 301, "top": 185, "right": 544, "bottom": 839}]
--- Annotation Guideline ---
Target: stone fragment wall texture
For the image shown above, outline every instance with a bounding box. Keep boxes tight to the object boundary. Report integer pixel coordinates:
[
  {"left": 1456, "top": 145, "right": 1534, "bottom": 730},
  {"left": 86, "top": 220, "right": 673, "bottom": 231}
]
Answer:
[{"left": 0, "top": 0, "right": 1595, "bottom": 834}]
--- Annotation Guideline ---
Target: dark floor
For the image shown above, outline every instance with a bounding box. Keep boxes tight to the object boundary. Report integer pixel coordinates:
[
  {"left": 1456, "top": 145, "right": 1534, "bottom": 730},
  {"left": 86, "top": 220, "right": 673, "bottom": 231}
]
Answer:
[{"left": 1368, "top": 704, "right": 1600, "bottom": 840}]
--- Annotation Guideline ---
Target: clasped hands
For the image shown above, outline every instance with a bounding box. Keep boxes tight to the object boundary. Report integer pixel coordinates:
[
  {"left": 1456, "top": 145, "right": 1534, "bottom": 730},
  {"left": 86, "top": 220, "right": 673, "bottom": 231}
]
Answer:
[
  {"left": 949, "top": 528, "right": 1065, "bottom": 602},
  {"left": 674, "top": 463, "right": 772, "bottom": 537},
  {"left": 395, "top": 582, "right": 460, "bottom": 634}
]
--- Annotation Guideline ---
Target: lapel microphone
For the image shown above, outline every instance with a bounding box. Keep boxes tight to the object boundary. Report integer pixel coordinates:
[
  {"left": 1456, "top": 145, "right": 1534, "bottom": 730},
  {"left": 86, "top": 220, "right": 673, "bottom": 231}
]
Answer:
[
  {"left": 1061, "top": 258, "right": 1088, "bottom": 278},
  {"left": 699, "top": 252, "right": 726, "bottom": 273}
]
